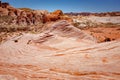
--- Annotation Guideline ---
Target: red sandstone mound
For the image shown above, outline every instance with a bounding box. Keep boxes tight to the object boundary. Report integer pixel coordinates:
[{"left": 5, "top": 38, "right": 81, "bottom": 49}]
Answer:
[
  {"left": 0, "top": 20, "right": 120, "bottom": 80},
  {"left": 52, "top": 10, "right": 63, "bottom": 16},
  {"left": 43, "top": 10, "right": 72, "bottom": 23},
  {"left": 34, "top": 20, "right": 96, "bottom": 42}
]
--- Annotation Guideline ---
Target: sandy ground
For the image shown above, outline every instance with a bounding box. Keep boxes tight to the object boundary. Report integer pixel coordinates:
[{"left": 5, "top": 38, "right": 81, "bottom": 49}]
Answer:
[{"left": 0, "top": 20, "right": 120, "bottom": 80}]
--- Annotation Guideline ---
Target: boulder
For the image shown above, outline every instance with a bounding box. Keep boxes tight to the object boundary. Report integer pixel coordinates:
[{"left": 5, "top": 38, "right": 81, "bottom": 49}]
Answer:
[
  {"left": 52, "top": 10, "right": 63, "bottom": 16},
  {"left": 43, "top": 10, "right": 73, "bottom": 23},
  {"left": 8, "top": 11, "right": 16, "bottom": 17},
  {"left": 1, "top": 2, "right": 9, "bottom": 8}
]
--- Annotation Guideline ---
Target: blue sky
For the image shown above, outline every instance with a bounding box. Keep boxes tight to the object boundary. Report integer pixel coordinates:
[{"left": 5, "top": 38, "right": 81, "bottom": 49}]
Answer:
[{"left": 1, "top": 0, "right": 120, "bottom": 12}]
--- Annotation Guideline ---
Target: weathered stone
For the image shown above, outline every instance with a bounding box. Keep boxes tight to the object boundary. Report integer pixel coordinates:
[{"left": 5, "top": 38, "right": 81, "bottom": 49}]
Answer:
[{"left": 8, "top": 11, "right": 16, "bottom": 17}]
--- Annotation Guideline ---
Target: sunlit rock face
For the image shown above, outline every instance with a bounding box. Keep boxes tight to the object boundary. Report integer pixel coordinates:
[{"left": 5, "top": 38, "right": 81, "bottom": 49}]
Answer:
[
  {"left": 0, "top": 1, "right": 46, "bottom": 26},
  {"left": 0, "top": 2, "right": 72, "bottom": 26},
  {"left": 43, "top": 10, "right": 73, "bottom": 23},
  {"left": 0, "top": 20, "right": 120, "bottom": 80}
]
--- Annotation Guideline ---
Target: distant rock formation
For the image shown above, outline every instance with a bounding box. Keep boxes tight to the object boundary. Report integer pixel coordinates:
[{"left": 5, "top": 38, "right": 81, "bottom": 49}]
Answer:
[
  {"left": 65, "top": 12, "right": 120, "bottom": 16},
  {"left": 0, "top": 1, "right": 9, "bottom": 8}
]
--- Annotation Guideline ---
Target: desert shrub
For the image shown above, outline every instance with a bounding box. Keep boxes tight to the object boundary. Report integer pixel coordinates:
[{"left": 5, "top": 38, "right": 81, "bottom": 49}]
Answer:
[
  {"left": 104, "top": 38, "right": 111, "bottom": 42},
  {"left": 19, "top": 8, "right": 33, "bottom": 12},
  {"left": 0, "top": 15, "right": 13, "bottom": 23},
  {"left": 100, "top": 22, "right": 119, "bottom": 28},
  {"left": 73, "top": 22, "right": 80, "bottom": 27},
  {"left": 105, "top": 22, "right": 115, "bottom": 26},
  {"left": 0, "top": 25, "right": 30, "bottom": 32}
]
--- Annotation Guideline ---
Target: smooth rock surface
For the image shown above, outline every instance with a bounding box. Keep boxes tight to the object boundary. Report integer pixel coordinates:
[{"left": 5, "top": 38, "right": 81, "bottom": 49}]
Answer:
[{"left": 0, "top": 20, "right": 120, "bottom": 80}]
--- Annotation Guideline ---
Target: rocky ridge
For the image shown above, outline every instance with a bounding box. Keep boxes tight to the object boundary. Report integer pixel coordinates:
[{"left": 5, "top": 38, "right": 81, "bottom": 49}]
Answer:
[{"left": 0, "top": 1, "right": 72, "bottom": 26}]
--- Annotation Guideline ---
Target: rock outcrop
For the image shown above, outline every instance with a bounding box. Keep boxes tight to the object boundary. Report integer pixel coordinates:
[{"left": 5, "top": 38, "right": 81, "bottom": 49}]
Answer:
[
  {"left": 0, "top": 1, "right": 72, "bottom": 26},
  {"left": 0, "top": 1, "right": 47, "bottom": 26},
  {"left": 0, "top": 1, "right": 9, "bottom": 8},
  {"left": 0, "top": 20, "right": 120, "bottom": 80},
  {"left": 43, "top": 10, "right": 72, "bottom": 23}
]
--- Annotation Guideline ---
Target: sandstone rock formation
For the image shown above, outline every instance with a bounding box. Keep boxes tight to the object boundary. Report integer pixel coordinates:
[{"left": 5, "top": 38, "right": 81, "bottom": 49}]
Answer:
[
  {"left": 65, "top": 12, "right": 120, "bottom": 16},
  {"left": 0, "top": 1, "right": 9, "bottom": 8},
  {"left": 0, "top": 1, "right": 45, "bottom": 26},
  {"left": 43, "top": 10, "right": 72, "bottom": 23},
  {"left": 0, "top": 7, "right": 9, "bottom": 16},
  {"left": 0, "top": 20, "right": 120, "bottom": 80},
  {"left": 52, "top": 10, "right": 63, "bottom": 16},
  {"left": 0, "top": 1, "right": 72, "bottom": 26},
  {"left": 0, "top": 1, "right": 120, "bottom": 79}
]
